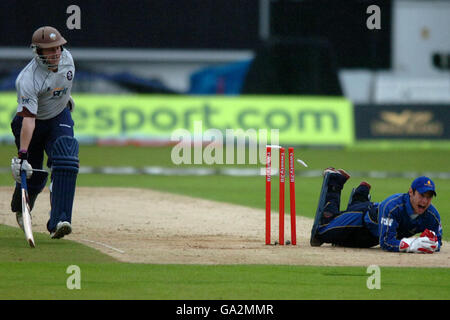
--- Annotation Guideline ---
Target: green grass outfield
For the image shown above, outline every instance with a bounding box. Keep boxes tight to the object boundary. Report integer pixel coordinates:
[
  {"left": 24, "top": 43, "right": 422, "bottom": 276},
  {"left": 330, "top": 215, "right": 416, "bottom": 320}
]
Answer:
[
  {"left": 0, "top": 144, "right": 449, "bottom": 300},
  {"left": 1, "top": 226, "right": 448, "bottom": 300}
]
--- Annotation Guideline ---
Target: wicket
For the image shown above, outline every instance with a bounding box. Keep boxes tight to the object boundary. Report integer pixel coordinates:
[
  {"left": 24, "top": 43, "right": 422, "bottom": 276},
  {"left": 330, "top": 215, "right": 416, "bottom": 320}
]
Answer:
[{"left": 265, "top": 146, "right": 297, "bottom": 245}]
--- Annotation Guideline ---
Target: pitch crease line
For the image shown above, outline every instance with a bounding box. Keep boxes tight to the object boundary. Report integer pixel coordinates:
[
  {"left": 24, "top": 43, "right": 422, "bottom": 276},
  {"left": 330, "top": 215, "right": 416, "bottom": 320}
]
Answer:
[{"left": 80, "top": 239, "right": 125, "bottom": 254}]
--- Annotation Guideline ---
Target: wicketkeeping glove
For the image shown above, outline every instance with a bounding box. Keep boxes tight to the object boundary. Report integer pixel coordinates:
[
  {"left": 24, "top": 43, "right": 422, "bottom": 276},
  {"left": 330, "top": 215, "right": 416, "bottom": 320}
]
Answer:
[
  {"left": 420, "top": 229, "right": 438, "bottom": 242},
  {"left": 11, "top": 150, "right": 33, "bottom": 183},
  {"left": 400, "top": 235, "right": 438, "bottom": 254}
]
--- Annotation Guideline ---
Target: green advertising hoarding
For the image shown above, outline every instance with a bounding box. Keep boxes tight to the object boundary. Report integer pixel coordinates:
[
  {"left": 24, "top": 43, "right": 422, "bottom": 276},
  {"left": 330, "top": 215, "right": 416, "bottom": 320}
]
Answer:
[{"left": 0, "top": 93, "right": 354, "bottom": 145}]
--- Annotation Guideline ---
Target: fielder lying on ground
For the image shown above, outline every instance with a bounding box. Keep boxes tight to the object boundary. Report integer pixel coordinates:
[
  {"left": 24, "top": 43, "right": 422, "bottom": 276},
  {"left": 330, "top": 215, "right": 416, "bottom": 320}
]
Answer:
[{"left": 310, "top": 168, "right": 442, "bottom": 253}]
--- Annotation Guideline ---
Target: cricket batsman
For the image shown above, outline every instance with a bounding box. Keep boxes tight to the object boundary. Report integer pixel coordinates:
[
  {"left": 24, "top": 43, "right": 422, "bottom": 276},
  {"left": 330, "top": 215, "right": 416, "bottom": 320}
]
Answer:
[
  {"left": 10, "top": 26, "right": 79, "bottom": 239},
  {"left": 310, "top": 168, "right": 442, "bottom": 253}
]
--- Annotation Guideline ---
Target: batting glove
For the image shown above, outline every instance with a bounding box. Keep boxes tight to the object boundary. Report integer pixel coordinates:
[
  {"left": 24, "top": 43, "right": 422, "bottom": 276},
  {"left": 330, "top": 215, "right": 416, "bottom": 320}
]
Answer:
[{"left": 11, "top": 150, "right": 33, "bottom": 183}]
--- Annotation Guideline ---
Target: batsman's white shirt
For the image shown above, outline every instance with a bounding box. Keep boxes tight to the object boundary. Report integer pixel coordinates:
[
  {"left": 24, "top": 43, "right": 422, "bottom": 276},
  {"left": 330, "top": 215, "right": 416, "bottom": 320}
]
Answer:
[{"left": 15, "top": 49, "right": 75, "bottom": 120}]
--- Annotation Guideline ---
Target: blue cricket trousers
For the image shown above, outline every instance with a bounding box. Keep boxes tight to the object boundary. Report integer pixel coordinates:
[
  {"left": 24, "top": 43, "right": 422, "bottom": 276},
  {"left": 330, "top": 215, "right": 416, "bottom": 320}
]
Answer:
[{"left": 11, "top": 107, "right": 74, "bottom": 195}]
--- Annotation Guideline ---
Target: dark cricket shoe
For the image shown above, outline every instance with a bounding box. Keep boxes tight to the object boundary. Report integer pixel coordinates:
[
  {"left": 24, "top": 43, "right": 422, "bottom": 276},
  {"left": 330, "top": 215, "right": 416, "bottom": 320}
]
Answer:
[
  {"left": 310, "top": 169, "right": 337, "bottom": 247},
  {"left": 337, "top": 168, "right": 351, "bottom": 181},
  {"left": 311, "top": 168, "right": 351, "bottom": 247},
  {"left": 359, "top": 181, "right": 371, "bottom": 190},
  {"left": 322, "top": 167, "right": 351, "bottom": 181},
  {"left": 310, "top": 234, "right": 324, "bottom": 247},
  {"left": 352, "top": 181, "right": 372, "bottom": 203},
  {"left": 322, "top": 167, "right": 339, "bottom": 176},
  {"left": 323, "top": 167, "right": 351, "bottom": 193},
  {"left": 51, "top": 221, "right": 72, "bottom": 239}
]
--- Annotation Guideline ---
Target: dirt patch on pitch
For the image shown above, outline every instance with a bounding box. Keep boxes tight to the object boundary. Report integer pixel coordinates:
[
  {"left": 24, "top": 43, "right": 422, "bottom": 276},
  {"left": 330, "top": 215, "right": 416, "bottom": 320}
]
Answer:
[{"left": 0, "top": 186, "right": 448, "bottom": 267}]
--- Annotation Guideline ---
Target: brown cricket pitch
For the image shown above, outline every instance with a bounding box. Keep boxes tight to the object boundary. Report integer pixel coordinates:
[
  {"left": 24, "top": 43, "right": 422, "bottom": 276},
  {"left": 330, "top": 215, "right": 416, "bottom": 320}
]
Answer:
[{"left": 0, "top": 186, "right": 448, "bottom": 267}]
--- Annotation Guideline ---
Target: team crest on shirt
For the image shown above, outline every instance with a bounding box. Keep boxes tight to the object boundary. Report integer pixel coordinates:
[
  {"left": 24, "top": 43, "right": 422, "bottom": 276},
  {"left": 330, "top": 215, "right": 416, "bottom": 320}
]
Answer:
[{"left": 66, "top": 70, "right": 73, "bottom": 81}]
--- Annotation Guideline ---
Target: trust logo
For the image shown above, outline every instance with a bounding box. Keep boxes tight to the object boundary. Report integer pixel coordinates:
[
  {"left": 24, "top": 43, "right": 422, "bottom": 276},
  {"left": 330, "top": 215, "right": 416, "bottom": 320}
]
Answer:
[{"left": 52, "top": 87, "right": 68, "bottom": 98}]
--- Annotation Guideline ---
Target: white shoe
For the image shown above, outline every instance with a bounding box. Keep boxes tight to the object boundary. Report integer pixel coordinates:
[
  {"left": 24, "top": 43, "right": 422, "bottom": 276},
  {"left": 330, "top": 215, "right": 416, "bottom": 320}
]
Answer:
[
  {"left": 51, "top": 221, "right": 72, "bottom": 239},
  {"left": 15, "top": 212, "right": 24, "bottom": 231}
]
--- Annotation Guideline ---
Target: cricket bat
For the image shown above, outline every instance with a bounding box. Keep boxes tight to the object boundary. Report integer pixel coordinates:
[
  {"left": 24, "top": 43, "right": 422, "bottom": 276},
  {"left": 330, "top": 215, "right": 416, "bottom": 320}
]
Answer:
[{"left": 21, "top": 170, "right": 35, "bottom": 248}]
